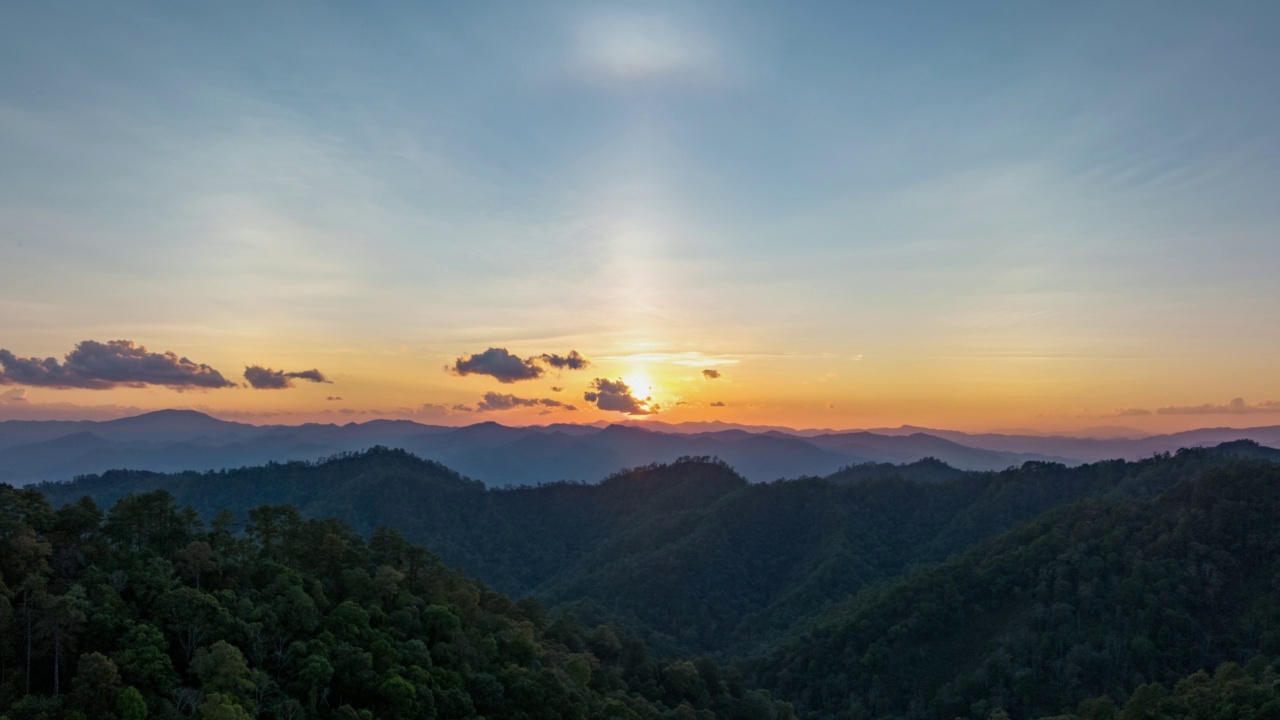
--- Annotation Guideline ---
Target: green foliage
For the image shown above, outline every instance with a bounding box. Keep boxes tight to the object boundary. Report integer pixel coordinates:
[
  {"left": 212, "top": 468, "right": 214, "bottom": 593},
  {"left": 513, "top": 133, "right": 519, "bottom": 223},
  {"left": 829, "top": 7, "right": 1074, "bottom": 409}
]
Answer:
[
  {"left": 753, "top": 459, "right": 1280, "bottom": 719},
  {"left": 0, "top": 484, "right": 789, "bottom": 719},
  {"left": 116, "top": 686, "right": 147, "bottom": 720},
  {"left": 16, "top": 441, "right": 1280, "bottom": 720}
]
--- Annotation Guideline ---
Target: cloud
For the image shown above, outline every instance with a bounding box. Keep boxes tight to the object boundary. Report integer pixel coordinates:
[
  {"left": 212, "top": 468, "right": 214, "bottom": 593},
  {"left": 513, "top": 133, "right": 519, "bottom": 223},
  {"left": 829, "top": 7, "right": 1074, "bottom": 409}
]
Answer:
[
  {"left": 1110, "top": 408, "right": 1153, "bottom": 417},
  {"left": 244, "top": 365, "right": 332, "bottom": 389},
  {"left": 710, "top": 401, "right": 725, "bottom": 407},
  {"left": 1155, "top": 397, "right": 1280, "bottom": 415},
  {"left": 1, "top": 388, "right": 29, "bottom": 404},
  {"left": 702, "top": 369, "right": 721, "bottom": 380},
  {"left": 286, "top": 368, "right": 329, "bottom": 383},
  {"left": 540, "top": 351, "right": 590, "bottom": 371},
  {"left": 0, "top": 340, "right": 235, "bottom": 389},
  {"left": 477, "top": 392, "right": 576, "bottom": 412},
  {"left": 326, "top": 396, "right": 343, "bottom": 401},
  {"left": 583, "top": 377, "right": 658, "bottom": 415},
  {"left": 451, "top": 347, "right": 590, "bottom": 383},
  {"left": 452, "top": 348, "right": 543, "bottom": 383},
  {"left": 550, "top": 386, "right": 564, "bottom": 393}
]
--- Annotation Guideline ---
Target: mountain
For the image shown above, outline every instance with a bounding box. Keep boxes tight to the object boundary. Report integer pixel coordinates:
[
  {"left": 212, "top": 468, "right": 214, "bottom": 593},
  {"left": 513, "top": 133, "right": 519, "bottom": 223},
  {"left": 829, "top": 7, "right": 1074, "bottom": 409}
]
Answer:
[
  {"left": 825, "top": 457, "right": 967, "bottom": 485},
  {"left": 0, "top": 480, "right": 792, "bottom": 720},
  {"left": 36, "top": 442, "right": 1279, "bottom": 659},
  {"left": 23, "top": 440, "right": 1280, "bottom": 718},
  {"left": 752, "top": 456, "right": 1280, "bottom": 719},
  {"left": 0, "top": 412, "right": 1060, "bottom": 486}
]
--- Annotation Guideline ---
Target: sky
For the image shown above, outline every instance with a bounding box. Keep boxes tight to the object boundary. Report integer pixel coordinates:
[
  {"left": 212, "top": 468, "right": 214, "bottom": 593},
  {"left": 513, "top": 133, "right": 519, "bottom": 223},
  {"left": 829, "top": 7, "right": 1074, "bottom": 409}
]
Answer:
[{"left": 2, "top": 1, "right": 1279, "bottom": 433}]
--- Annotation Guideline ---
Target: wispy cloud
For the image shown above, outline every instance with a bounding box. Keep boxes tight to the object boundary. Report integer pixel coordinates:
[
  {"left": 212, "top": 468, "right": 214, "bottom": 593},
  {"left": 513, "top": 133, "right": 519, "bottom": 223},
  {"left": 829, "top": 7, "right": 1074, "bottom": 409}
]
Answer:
[
  {"left": 1107, "top": 407, "right": 1153, "bottom": 417},
  {"left": 599, "top": 351, "right": 738, "bottom": 368},
  {"left": 572, "top": 9, "right": 722, "bottom": 85},
  {"left": 1, "top": 388, "right": 29, "bottom": 404},
  {"left": 1156, "top": 397, "right": 1280, "bottom": 415},
  {"left": 477, "top": 392, "right": 576, "bottom": 412}
]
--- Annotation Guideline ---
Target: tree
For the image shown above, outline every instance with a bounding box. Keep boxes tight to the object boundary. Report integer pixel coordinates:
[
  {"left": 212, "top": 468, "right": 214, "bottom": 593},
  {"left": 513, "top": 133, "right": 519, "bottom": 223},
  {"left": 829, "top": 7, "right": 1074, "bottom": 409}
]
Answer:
[
  {"left": 70, "top": 652, "right": 121, "bottom": 719},
  {"left": 44, "top": 584, "right": 90, "bottom": 694},
  {"left": 117, "top": 686, "right": 148, "bottom": 720},
  {"left": 378, "top": 675, "right": 419, "bottom": 720},
  {"left": 175, "top": 541, "right": 217, "bottom": 590},
  {"left": 103, "top": 491, "right": 196, "bottom": 555},
  {"left": 156, "top": 588, "right": 227, "bottom": 664},
  {"left": 192, "top": 641, "right": 256, "bottom": 713},
  {"left": 112, "top": 623, "right": 179, "bottom": 695},
  {"left": 198, "top": 692, "right": 253, "bottom": 720},
  {"left": 298, "top": 654, "right": 334, "bottom": 710}
]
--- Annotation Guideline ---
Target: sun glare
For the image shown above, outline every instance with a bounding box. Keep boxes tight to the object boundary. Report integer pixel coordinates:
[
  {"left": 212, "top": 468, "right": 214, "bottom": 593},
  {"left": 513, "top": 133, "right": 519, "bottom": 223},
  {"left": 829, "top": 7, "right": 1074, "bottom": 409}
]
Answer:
[{"left": 624, "top": 371, "right": 655, "bottom": 401}]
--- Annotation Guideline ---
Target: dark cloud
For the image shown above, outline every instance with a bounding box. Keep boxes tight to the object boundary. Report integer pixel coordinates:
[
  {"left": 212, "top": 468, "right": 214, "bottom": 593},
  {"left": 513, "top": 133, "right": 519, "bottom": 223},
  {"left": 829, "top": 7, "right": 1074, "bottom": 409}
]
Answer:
[
  {"left": 326, "top": 396, "right": 343, "bottom": 401},
  {"left": 244, "top": 365, "right": 332, "bottom": 389},
  {"left": 451, "top": 347, "right": 591, "bottom": 383},
  {"left": 243, "top": 366, "right": 290, "bottom": 389},
  {"left": 1156, "top": 397, "right": 1280, "bottom": 415},
  {"left": 0, "top": 340, "right": 235, "bottom": 390},
  {"left": 583, "top": 378, "right": 657, "bottom": 415},
  {"left": 540, "top": 350, "right": 590, "bottom": 370},
  {"left": 477, "top": 391, "right": 576, "bottom": 412},
  {"left": 710, "top": 401, "right": 726, "bottom": 407},
  {"left": 452, "top": 348, "right": 544, "bottom": 383},
  {"left": 550, "top": 386, "right": 564, "bottom": 393},
  {"left": 702, "top": 369, "right": 721, "bottom": 380},
  {"left": 287, "top": 368, "right": 330, "bottom": 383}
]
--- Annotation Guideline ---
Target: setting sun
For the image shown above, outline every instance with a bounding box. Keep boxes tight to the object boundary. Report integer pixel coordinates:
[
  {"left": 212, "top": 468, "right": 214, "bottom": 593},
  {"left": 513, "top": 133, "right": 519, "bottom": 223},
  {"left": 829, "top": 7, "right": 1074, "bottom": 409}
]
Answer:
[{"left": 624, "top": 371, "right": 656, "bottom": 402}]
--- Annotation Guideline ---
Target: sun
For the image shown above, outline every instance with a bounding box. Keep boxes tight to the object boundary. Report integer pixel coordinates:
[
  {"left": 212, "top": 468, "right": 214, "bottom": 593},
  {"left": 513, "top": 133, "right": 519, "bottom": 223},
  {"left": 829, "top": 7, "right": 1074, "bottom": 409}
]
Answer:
[{"left": 624, "top": 371, "right": 655, "bottom": 401}]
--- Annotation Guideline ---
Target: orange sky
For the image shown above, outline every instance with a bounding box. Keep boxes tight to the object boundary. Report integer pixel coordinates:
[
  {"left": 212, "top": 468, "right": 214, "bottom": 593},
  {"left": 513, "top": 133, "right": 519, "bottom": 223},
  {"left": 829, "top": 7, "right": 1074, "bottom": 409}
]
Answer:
[{"left": 2, "top": 4, "right": 1278, "bottom": 434}]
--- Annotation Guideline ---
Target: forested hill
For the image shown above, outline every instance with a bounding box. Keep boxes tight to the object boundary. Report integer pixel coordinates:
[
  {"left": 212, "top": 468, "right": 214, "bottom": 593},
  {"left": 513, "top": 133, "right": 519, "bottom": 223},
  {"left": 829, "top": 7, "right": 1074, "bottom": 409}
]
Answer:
[
  {"left": 12, "top": 442, "right": 1280, "bottom": 718},
  {"left": 0, "top": 485, "right": 792, "bottom": 720},
  {"left": 753, "top": 458, "right": 1280, "bottom": 720},
  {"left": 33, "top": 442, "right": 1280, "bottom": 660}
]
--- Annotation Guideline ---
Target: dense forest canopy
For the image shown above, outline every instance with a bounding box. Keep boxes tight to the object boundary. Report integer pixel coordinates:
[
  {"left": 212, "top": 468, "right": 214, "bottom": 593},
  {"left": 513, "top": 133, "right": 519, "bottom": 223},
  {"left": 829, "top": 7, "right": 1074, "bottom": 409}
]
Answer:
[
  {"left": 0, "top": 485, "right": 791, "bottom": 720},
  {"left": 9, "top": 440, "right": 1280, "bottom": 718}
]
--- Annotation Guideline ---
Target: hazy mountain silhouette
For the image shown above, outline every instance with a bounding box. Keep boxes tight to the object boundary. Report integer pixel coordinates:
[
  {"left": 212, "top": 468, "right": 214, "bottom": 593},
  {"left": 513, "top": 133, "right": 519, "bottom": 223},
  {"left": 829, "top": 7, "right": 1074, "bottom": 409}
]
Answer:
[{"left": 3, "top": 409, "right": 1280, "bottom": 486}]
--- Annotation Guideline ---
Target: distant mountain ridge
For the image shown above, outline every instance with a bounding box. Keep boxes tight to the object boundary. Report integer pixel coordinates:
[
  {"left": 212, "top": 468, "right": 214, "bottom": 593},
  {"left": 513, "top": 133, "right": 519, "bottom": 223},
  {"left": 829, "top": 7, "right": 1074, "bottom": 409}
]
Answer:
[{"left": 3, "top": 409, "right": 1280, "bottom": 486}]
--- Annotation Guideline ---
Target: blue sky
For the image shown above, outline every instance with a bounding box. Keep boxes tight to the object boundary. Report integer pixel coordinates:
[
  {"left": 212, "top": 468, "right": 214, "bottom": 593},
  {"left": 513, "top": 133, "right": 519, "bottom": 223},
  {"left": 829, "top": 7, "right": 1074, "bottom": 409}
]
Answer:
[{"left": 2, "top": 2, "right": 1278, "bottom": 429}]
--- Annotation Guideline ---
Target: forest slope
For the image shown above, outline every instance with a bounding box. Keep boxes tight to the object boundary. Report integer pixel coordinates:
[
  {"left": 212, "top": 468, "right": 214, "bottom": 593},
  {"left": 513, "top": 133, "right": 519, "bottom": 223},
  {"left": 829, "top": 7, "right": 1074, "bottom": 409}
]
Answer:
[{"left": 34, "top": 442, "right": 1280, "bottom": 659}]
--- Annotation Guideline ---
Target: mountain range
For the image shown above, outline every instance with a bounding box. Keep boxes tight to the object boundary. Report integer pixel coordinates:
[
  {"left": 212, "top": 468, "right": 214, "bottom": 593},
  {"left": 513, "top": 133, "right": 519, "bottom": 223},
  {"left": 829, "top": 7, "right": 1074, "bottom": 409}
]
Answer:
[
  {"left": 5, "top": 409, "right": 1280, "bottom": 486},
  {"left": 28, "top": 439, "right": 1280, "bottom": 719}
]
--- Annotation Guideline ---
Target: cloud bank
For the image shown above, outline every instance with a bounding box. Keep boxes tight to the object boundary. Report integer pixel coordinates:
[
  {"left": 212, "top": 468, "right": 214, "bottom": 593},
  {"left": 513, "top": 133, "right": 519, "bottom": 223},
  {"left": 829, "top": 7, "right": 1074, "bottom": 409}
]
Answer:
[
  {"left": 583, "top": 377, "right": 658, "bottom": 415},
  {"left": 1156, "top": 397, "right": 1280, "bottom": 415},
  {"left": 0, "top": 340, "right": 234, "bottom": 390}
]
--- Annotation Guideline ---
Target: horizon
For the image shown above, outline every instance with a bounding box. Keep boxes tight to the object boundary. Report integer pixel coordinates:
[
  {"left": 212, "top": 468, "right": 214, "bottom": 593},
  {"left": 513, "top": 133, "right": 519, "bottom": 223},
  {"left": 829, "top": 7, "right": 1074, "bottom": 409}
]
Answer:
[
  {"left": 3, "top": 3, "right": 1279, "bottom": 434},
  {"left": 9, "top": 405, "right": 1280, "bottom": 442}
]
